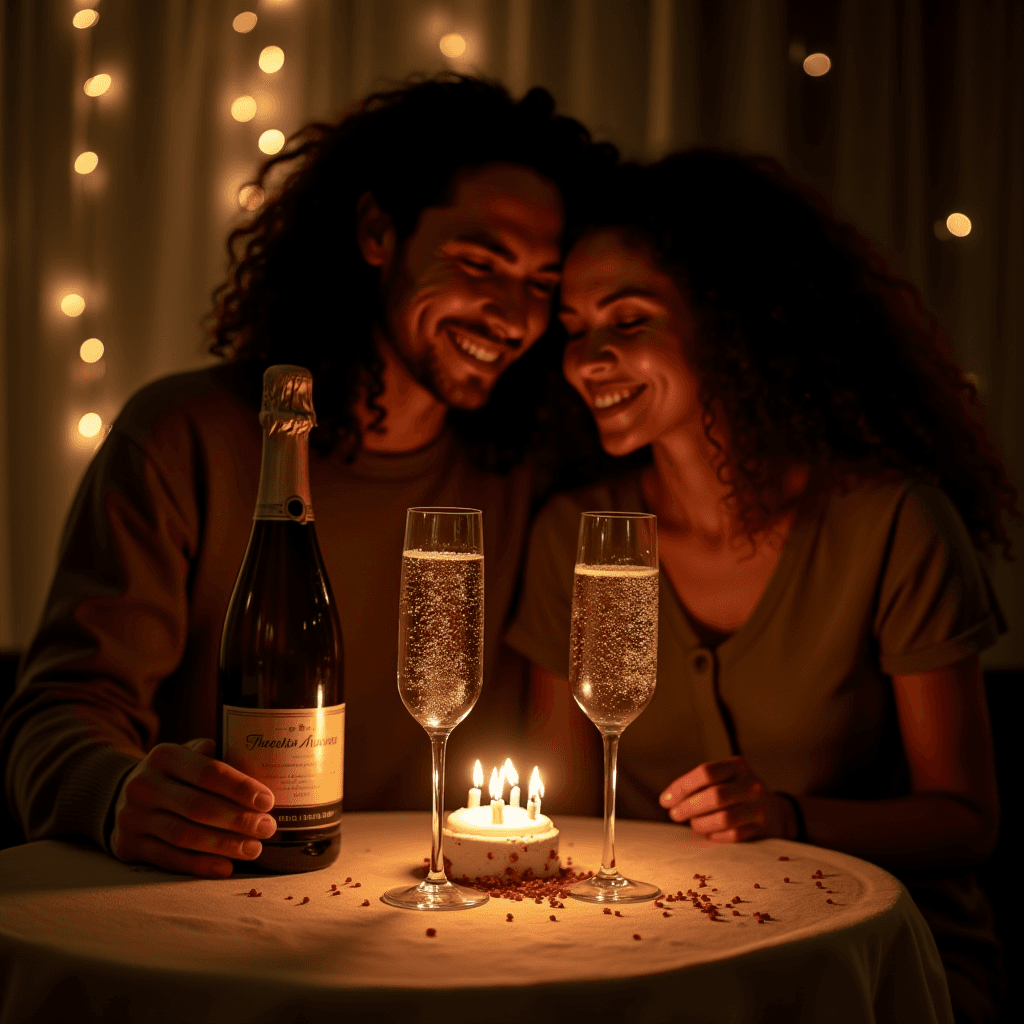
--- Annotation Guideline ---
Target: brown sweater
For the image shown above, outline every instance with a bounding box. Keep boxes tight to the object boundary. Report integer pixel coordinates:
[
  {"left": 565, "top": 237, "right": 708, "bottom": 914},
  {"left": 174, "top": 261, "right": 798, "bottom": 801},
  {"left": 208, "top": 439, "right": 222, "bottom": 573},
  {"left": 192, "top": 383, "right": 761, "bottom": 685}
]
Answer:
[{"left": 1, "top": 366, "right": 536, "bottom": 851}]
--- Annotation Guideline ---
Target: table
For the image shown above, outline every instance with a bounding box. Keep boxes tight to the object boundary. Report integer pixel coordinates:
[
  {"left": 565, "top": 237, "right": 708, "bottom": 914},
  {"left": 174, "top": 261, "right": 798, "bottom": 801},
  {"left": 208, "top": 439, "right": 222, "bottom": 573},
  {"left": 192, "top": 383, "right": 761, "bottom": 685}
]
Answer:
[{"left": 0, "top": 812, "right": 952, "bottom": 1024}]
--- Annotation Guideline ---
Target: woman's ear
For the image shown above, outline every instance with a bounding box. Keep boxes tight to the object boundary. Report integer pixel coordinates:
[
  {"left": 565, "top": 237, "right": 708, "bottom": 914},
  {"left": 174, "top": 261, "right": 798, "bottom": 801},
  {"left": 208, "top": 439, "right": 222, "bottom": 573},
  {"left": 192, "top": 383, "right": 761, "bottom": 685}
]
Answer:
[{"left": 356, "top": 192, "right": 396, "bottom": 270}]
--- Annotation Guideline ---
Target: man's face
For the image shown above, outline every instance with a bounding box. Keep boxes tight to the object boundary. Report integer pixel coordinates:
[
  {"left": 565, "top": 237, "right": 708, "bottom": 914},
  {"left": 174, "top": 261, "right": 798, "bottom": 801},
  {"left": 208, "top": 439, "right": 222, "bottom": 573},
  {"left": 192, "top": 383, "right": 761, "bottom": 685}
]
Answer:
[{"left": 376, "top": 163, "right": 564, "bottom": 409}]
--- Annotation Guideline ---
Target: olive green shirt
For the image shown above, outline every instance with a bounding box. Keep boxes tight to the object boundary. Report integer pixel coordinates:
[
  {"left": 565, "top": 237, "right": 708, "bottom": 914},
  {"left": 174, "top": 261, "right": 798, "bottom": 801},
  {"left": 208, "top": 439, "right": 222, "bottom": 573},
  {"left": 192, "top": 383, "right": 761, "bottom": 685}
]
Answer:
[{"left": 506, "top": 471, "right": 1004, "bottom": 821}]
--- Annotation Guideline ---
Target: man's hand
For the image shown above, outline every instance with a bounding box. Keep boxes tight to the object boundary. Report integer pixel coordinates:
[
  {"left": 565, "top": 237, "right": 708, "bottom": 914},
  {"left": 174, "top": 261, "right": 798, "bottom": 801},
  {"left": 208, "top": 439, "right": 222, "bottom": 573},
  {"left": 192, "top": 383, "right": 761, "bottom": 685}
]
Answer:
[
  {"left": 659, "top": 756, "right": 795, "bottom": 843},
  {"left": 109, "top": 738, "right": 277, "bottom": 877}
]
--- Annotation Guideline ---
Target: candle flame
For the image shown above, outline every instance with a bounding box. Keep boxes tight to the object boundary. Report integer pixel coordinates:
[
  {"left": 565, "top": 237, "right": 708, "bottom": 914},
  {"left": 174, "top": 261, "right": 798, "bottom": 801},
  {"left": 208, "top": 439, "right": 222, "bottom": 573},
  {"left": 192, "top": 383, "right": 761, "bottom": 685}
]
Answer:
[
  {"left": 488, "top": 765, "right": 504, "bottom": 801},
  {"left": 528, "top": 766, "right": 545, "bottom": 801},
  {"left": 472, "top": 759, "right": 483, "bottom": 789},
  {"left": 503, "top": 757, "right": 518, "bottom": 787}
]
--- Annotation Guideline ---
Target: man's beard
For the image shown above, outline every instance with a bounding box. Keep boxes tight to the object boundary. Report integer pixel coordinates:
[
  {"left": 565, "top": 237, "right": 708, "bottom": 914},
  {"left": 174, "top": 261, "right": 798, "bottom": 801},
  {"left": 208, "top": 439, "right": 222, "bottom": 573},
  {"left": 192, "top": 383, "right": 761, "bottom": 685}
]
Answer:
[{"left": 382, "top": 318, "right": 492, "bottom": 410}]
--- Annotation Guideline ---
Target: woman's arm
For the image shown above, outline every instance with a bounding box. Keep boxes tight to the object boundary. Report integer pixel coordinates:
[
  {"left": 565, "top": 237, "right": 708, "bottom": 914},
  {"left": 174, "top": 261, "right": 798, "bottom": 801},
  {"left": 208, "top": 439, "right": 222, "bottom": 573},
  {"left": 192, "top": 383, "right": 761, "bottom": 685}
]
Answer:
[
  {"left": 527, "top": 664, "right": 602, "bottom": 817},
  {"left": 660, "top": 655, "right": 1000, "bottom": 870},
  {"left": 799, "top": 653, "right": 999, "bottom": 867}
]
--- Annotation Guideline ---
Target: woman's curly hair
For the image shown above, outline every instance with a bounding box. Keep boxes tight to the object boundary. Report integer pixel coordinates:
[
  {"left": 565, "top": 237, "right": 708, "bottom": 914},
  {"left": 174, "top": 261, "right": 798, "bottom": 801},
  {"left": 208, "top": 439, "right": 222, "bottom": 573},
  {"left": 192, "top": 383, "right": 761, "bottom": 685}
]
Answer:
[
  {"left": 574, "top": 150, "right": 1020, "bottom": 559},
  {"left": 206, "top": 73, "right": 616, "bottom": 475}
]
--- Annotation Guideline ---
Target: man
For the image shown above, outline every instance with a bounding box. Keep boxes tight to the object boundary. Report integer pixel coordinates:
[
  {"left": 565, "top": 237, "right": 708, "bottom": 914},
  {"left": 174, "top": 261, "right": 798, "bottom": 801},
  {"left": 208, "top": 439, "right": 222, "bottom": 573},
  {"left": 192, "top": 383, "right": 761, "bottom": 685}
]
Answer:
[{"left": 0, "top": 76, "right": 615, "bottom": 878}]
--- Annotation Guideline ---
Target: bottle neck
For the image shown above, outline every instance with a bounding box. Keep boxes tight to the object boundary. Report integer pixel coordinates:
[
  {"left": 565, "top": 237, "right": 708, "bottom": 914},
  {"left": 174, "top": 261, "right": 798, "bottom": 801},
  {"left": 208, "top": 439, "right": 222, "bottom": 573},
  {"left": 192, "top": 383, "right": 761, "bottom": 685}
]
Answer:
[{"left": 255, "top": 428, "right": 314, "bottom": 523}]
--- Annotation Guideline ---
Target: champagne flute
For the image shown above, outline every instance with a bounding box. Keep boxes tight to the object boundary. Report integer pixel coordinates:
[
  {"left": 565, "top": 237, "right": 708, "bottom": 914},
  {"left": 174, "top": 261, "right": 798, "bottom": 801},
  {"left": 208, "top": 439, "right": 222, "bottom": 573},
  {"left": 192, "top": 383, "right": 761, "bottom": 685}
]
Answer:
[
  {"left": 568, "top": 512, "right": 661, "bottom": 904},
  {"left": 382, "top": 508, "right": 489, "bottom": 911}
]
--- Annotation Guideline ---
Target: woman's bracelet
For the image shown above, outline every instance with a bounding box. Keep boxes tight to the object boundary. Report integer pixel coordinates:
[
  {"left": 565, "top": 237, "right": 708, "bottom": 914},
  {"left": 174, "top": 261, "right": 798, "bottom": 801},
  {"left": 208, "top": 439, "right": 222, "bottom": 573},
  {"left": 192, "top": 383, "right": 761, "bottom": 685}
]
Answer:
[{"left": 776, "top": 792, "right": 808, "bottom": 843}]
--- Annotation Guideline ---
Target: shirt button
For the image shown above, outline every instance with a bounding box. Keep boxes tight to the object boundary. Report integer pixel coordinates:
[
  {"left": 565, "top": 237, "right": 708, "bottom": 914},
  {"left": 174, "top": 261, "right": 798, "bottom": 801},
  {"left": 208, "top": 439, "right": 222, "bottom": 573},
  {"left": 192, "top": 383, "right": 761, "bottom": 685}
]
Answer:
[{"left": 693, "top": 652, "right": 711, "bottom": 673}]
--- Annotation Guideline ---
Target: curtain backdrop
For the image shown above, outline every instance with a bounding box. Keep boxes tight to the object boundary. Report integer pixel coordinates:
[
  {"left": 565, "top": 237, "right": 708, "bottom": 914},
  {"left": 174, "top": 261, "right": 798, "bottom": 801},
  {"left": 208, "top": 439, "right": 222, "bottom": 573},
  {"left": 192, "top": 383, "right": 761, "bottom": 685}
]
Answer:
[{"left": 1, "top": 0, "right": 1022, "bottom": 666}]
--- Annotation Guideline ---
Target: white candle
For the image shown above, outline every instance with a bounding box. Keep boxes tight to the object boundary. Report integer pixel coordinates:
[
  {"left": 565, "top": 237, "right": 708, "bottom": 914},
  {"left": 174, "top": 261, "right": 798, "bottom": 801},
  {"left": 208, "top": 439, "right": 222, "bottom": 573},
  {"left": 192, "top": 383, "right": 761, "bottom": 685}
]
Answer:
[
  {"left": 467, "top": 759, "right": 483, "bottom": 809},
  {"left": 527, "top": 766, "right": 544, "bottom": 820},
  {"left": 504, "top": 758, "right": 520, "bottom": 808},
  {"left": 489, "top": 765, "right": 505, "bottom": 825}
]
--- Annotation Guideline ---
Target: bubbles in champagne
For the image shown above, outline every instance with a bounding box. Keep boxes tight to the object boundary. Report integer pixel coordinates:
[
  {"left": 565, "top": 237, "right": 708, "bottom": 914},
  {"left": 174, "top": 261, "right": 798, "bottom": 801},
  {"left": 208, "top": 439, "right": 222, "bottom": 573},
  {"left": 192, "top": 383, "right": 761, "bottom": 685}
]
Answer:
[
  {"left": 570, "top": 564, "right": 658, "bottom": 732},
  {"left": 398, "top": 550, "right": 484, "bottom": 730}
]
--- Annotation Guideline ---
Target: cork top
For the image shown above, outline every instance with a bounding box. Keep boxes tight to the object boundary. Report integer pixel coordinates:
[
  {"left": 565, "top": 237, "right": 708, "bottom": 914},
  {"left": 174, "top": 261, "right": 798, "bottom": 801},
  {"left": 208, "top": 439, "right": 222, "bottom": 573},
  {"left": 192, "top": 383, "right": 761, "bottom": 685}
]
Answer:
[{"left": 259, "top": 364, "right": 317, "bottom": 435}]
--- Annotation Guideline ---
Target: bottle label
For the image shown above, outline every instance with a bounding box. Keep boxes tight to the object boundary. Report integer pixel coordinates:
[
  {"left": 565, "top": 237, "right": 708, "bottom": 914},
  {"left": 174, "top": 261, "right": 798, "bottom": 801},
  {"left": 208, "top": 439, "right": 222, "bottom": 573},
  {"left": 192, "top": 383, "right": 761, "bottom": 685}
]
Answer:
[{"left": 222, "top": 704, "right": 344, "bottom": 829}]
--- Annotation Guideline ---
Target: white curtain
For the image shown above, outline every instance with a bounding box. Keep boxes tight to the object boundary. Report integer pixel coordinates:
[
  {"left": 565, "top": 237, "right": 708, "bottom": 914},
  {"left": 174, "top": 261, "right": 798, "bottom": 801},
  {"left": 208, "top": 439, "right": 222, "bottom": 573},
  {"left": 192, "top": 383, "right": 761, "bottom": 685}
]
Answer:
[{"left": 1, "top": 0, "right": 1021, "bottom": 666}]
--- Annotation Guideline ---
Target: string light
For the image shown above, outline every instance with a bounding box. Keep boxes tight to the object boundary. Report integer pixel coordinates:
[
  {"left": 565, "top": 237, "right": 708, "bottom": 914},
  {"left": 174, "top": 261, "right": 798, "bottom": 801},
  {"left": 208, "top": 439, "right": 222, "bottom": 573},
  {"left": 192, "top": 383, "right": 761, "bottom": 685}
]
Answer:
[
  {"left": 80, "top": 338, "right": 105, "bottom": 363},
  {"left": 802, "top": 53, "right": 831, "bottom": 77},
  {"left": 258, "top": 46, "right": 285, "bottom": 74},
  {"left": 439, "top": 34, "right": 467, "bottom": 58},
  {"left": 238, "top": 184, "right": 266, "bottom": 211},
  {"left": 258, "top": 129, "right": 285, "bottom": 155},
  {"left": 232, "top": 12, "right": 258, "bottom": 33},
  {"left": 74, "top": 151, "right": 99, "bottom": 174},
  {"left": 946, "top": 212, "right": 972, "bottom": 237},
  {"left": 61, "top": 293, "right": 86, "bottom": 317},
  {"left": 72, "top": 9, "right": 100, "bottom": 29},
  {"left": 83, "top": 73, "right": 112, "bottom": 97},
  {"left": 78, "top": 413, "right": 103, "bottom": 438},
  {"left": 230, "top": 95, "right": 258, "bottom": 122}
]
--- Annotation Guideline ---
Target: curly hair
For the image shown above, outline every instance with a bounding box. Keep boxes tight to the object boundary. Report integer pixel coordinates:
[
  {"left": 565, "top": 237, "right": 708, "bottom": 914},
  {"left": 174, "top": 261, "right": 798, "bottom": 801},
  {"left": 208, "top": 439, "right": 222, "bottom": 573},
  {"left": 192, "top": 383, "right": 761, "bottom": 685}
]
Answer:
[
  {"left": 572, "top": 150, "right": 1020, "bottom": 559},
  {"left": 206, "top": 73, "right": 617, "bottom": 474}
]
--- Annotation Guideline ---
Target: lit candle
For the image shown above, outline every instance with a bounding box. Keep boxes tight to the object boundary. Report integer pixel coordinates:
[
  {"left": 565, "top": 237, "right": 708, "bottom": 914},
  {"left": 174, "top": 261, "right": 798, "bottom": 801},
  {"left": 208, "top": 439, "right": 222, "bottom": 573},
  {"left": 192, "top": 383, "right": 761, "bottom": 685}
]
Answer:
[
  {"left": 527, "top": 766, "right": 544, "bottom": 820},
  {"left": 489, "top": 765, "right": 505, "bottom": 825},
  {"left": 504, "top": 758, "right": 520, "bottom": 808},
  {"left": 467, "top": 759, "right": 483, "bottom": 809}
]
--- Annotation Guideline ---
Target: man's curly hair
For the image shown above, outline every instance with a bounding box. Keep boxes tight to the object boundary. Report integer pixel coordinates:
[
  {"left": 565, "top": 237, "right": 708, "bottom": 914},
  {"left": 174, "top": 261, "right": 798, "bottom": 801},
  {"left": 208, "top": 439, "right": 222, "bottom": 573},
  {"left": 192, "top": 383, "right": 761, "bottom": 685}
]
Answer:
[
  {"left": 575, "top": 151, "right": 1020, "bottom": 559},
  {"left": 206, "top": 73, "right": 616, "bottom": 475}
]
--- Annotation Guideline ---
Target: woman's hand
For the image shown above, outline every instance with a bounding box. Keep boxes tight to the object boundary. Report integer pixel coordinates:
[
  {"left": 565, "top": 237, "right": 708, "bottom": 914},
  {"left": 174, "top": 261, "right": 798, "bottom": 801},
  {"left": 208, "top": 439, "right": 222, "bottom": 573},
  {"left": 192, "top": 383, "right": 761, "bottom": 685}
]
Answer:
[
  {"left": 109, "top": 738, "right": 277, "bottom": 878},
  {"left": 659, "top": 756, "right": 795, "bottom": 842}
]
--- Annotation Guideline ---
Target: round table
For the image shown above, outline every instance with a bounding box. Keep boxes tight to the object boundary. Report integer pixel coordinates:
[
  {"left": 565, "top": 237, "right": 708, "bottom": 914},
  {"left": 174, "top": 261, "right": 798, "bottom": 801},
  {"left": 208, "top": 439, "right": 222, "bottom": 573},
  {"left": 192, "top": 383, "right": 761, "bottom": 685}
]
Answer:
[{"left": 0, "top": 812, "right": 952, "bottom": 1024}]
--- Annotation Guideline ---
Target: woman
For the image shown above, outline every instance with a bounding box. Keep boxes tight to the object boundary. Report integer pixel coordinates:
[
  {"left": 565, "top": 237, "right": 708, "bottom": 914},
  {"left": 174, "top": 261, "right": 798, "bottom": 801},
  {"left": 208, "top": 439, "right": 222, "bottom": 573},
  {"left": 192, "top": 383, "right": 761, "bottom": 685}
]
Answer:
[{"left": 506, "top": 151, "right": 1016, "bottom": 1024}]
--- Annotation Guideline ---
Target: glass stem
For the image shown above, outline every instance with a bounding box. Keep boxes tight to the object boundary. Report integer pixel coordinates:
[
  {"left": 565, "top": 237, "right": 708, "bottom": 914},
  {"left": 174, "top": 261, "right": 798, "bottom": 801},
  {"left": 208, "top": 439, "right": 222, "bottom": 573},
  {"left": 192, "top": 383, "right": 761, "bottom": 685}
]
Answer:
[
  {"left": 427, "top": 732, "right": 449, "bottom": 884},
  {"left": 599, "top": 731, "right": 620, "bottom": 877}
]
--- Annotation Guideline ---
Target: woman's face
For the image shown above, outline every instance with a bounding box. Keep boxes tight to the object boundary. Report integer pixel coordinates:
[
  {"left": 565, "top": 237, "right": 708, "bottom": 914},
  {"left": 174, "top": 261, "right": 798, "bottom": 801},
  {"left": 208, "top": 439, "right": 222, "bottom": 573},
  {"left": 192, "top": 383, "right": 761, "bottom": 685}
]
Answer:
[{"left": 560, "top": 229, "right": 702, "bottom": 457}]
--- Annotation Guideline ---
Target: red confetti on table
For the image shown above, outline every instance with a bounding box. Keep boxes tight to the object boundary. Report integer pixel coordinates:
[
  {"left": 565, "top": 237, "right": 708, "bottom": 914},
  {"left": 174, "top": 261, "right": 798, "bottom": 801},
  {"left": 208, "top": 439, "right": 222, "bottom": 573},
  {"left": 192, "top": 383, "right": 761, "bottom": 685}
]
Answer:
[
  {"left": 826, "top": 899, "right": 835, "bottom": 905},
  {"left": 614, "top": 911, "right": 623, "bottom": 918},
  {"left": 663, "top": 911, "right": 671, "bottom": 917},
  {"left": 345, "top": 877, "right": 352, "bottom": 884},
  {"left": 604, "top": 908, "right": 612, "bottom": 915},
  {"left": 753, "top": 883, "right": 760, "bottom": 889},
  {"left": 732, "top": 910, "right": 740, "bottom": 916},
  {"left": 506, "top": 913, "right": 514, "bottom": 922},
  {"left": 351, "top": 883, "right": 361, "bottom": 888},
  {"left": 285, "top": 896, "right": 293, "bottom": 900},
  {"left": 247, "top": 889, "right": 261, "bottom": 897},
  {"left": 426, "top": 928, "right": 436, "bottom": 937},
  {"left": 330, "top": 884, "right": 338, "bottom": 891},
  {"left": 298, "top": 897, "right": 309, "bottom": 905},
  {"left": 549, "top": 915, "right": 558, "bottom": 922},
  {"left": 779, "top": 856, "right": 790, "bottom": 861},
  {"left": 360, "top": 899, "right": 370, "bottom": 906},
  {"left": 633, "top": 934, "right": 641, "bottom": 940},
  {"left": 783, "top": 878, "right": 790, "bottom": 883}
]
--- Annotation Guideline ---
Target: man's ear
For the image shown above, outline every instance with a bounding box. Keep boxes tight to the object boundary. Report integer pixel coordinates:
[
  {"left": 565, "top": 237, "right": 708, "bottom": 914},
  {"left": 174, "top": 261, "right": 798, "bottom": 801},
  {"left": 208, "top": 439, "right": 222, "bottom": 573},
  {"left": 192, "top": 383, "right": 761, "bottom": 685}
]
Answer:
[{"left": 356, "top": 191, "right": 396, "bottom": 270}]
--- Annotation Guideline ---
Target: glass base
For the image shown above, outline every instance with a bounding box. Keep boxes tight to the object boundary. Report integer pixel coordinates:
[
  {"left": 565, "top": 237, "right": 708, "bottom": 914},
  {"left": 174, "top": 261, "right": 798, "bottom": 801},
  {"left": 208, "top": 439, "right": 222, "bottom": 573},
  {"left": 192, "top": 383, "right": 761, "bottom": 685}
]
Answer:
[
  {"left": 381, "top": 878, "right": 489, "bottom": 911},
  {"left": 569, "top": 872, "right": 661, "bottom": 904}
]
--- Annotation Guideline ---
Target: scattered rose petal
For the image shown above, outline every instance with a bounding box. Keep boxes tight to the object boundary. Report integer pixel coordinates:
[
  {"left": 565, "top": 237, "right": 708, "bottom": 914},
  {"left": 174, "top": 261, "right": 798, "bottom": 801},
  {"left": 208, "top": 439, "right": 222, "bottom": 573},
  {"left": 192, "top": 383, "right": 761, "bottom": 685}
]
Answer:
[{"left": 426, "top": 928, "right": 436, "bottom": 937}]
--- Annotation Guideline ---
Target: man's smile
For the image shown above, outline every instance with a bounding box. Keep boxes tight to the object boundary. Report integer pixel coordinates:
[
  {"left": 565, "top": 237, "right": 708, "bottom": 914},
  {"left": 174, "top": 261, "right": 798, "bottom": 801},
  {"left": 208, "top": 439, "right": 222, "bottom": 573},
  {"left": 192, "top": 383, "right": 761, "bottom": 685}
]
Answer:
[{"left": 446, "top": 325, "right": 502, "bottom": 365}]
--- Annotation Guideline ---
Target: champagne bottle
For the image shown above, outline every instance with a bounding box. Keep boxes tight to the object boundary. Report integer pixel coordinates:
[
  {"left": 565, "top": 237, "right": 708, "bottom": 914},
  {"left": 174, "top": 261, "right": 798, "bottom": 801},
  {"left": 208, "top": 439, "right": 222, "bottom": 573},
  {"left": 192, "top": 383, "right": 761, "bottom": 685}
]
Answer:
[{"left": 218, "top": 364, "right": 344, "bottom": 873}]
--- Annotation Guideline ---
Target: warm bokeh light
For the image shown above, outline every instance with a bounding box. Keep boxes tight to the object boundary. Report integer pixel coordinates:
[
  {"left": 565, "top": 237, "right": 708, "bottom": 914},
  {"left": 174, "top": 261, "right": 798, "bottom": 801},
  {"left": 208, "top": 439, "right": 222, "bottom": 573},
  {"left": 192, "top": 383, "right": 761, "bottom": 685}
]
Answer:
[
  {"left": 258, "top": 46, "right": 285, "bottom": 74},
  {"left": 80, "top": 338, "right": 104, "bottom": 363},
  {"left": 230, "top": 95, "right": 257, "bottom": 122},
  {"left": 83, "top": 74, "right": 112, "bottom": 97},
  {"left": 232, "top": 12, "right": 258, "bottom": 33},
  {"left": 61, "top": 293, "right": 86, "bottom": 317},
  {"left": 803, "top": 53, "right": 831, "bottom": 76},
  {"left": 238, "top": 184, "right": 265, "bottom": 211},
  {"left": 74, "top": 151, "right": 99, "bottom": 175},
  {"left": 72, "top": 9, "right": 100, "bottom": 29},
  {"left": 787, "top": 40, "right": 806, "bottom": 64},
  {"left": 258, "top": 130, "right": 285, "bottom": 155},
  {"left": 946, "top": 212, "right": 972, "bottom": 237},
  {"left": 439, "top": 33, "right": 467, "bottom": 58},
  {"left": 78, "top": 413, "right": 103, "bottom": 438}
]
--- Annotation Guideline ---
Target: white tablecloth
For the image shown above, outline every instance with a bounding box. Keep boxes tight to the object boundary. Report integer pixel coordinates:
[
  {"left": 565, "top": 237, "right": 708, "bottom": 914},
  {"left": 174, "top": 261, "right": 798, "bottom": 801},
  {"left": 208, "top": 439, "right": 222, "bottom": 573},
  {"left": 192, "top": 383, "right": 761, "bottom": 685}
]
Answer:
[{"left": 0, "top": 812, "right": 953, "bottom": 1024}]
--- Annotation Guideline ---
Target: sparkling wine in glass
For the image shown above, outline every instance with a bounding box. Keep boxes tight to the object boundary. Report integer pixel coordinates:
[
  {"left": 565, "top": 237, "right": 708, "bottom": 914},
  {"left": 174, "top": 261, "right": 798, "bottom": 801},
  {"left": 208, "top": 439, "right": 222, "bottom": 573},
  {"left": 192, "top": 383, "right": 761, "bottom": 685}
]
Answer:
[
  {"left": 568, "top": 511, "right": 661, "bottom": 904},
  {"left": 382, "top": 508, "right": 488, "bottom": 911}
]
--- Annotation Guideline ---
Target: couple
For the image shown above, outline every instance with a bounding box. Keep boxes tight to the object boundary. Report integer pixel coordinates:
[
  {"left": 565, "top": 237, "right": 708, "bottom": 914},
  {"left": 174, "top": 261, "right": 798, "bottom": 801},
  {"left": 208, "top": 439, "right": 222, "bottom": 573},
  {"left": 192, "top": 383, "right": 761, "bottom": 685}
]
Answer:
[{"left": 1, "top": 75, "right": 1013, "bottom": 1020}]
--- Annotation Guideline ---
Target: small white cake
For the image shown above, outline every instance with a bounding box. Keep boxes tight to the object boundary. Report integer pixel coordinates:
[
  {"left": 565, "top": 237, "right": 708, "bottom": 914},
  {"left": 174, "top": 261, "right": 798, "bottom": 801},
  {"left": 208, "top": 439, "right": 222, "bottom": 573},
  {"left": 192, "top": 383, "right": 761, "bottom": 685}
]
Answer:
[{"left": 443, "top": 805, "right": 560, "bottom": 881}]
